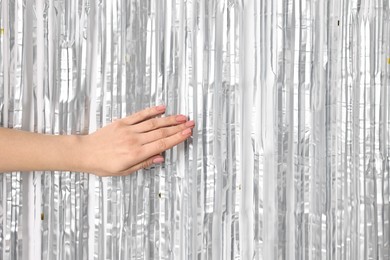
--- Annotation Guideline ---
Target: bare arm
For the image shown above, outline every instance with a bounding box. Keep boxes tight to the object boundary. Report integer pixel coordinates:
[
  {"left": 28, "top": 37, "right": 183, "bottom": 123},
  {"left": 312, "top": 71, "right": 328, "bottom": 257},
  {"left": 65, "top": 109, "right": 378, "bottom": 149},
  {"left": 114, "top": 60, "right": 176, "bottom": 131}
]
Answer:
[{"left": 0, "top": 105, "right": 194, "bottom": 176}]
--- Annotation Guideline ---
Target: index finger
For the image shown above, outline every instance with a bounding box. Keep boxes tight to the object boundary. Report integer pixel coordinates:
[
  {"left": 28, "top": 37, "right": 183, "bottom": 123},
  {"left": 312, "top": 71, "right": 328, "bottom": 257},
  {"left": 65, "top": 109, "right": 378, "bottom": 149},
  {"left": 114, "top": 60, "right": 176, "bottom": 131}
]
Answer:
[{"left": 122, "top": 105, "right": 166, "bottom": 125}]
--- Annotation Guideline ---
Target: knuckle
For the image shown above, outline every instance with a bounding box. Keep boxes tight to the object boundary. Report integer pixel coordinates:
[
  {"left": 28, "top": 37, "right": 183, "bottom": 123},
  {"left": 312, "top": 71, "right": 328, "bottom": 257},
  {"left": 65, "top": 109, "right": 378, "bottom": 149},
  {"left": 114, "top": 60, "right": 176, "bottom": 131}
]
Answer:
[
  {"left": 126, "top": 134, "right": 138, "bottom": 145},
  {"left": 149, "top": 118, "right": 157, "bottom": 128},
  {"left": 131, "top": 111, "right": 142, "bottom": 117},
  {"left": 112, "top": 119, "right": 122, "bottom": 128},
  {"left": 133, "top": 111, "right": 142, "bottom": 119},
  {"left": 128, "top": 112, "right": 141, "bottom": 123},
  {"left": 158, "top": 128, "right": 167, "bottom": 138},
  {"left": 141, "top": 160, "right": 152, "bottom": 169},
  {"left": 157, "top": 139, "right": 167, "bottom": 150}
]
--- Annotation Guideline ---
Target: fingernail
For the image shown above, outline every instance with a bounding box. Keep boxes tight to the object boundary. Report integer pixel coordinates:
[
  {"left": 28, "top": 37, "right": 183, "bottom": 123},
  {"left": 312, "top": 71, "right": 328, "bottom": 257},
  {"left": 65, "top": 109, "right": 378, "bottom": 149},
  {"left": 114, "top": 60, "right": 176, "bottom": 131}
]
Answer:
[
  {"left": 185, "top": 120, "right": 195, "bottom": 127},
  {"left": 181, "top": 128, "right": 192, "bottom": 135},
  {"left": 153, "top": 157, "right": 164, "bottom": 164},
  {"left": 176, "top": 115, "right": 187, "bottom": 122},
  {"left": 156, "top": 105, "right": 166, "bottom": 111}
]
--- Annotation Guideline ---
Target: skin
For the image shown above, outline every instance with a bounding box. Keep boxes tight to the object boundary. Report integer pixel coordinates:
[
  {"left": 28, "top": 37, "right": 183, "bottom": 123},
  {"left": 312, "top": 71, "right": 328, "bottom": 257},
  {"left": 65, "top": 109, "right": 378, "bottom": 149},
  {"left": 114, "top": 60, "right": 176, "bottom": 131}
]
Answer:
[{"left": 0, "top": 105, "right": 194, "bottom": 177}]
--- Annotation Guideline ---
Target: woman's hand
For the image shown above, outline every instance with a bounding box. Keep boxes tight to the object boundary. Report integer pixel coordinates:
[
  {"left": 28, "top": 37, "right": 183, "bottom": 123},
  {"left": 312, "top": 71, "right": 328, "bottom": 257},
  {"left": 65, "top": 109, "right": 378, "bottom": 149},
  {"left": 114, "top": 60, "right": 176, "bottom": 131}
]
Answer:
[
  {"left": 80, "top": 105, "right": 194, "bottom": 177},
  {"left": 0, "top": 105, "right": 193, "bottom": 176}
]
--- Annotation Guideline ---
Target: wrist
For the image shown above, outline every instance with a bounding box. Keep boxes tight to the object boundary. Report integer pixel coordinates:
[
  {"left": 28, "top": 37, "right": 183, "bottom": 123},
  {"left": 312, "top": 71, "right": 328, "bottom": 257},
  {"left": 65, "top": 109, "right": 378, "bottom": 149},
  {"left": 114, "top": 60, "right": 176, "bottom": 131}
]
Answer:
[{"left": 59, "top": 134, "right": 91, "bottom": 173}]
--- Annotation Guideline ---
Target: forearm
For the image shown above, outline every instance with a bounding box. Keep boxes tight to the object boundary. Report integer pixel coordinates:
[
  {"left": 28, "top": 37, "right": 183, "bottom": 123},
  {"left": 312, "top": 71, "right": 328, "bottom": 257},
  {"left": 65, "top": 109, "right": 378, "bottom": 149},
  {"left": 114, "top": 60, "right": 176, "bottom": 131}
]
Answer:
[{"left": 0, "top": 128, "right": 87, "bottom": 173}]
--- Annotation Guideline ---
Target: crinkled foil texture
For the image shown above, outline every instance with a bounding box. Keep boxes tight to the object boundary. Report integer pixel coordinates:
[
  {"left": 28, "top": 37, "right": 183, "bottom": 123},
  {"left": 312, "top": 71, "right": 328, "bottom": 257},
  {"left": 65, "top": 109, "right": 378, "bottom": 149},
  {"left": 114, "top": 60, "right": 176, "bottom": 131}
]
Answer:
[{"left": 0, "top": 0, "right": 390, "bottom": 259}]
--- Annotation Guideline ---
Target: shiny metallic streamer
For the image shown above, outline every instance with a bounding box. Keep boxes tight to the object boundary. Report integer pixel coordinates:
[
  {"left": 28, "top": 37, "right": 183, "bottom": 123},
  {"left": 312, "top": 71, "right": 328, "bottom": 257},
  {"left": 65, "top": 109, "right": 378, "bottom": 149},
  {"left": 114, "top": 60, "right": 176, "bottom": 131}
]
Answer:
[{"left": 0, "top": 0, "right": 389, "bottom": 259}]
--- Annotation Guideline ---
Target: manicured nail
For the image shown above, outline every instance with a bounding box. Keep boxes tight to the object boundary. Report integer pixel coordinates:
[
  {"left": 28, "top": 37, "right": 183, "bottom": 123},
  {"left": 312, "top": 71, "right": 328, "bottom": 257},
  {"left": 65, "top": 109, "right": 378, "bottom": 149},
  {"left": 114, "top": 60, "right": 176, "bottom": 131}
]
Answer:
[
  {"left": 153, "top": 157, "right": 164, "bottom": 164},
  {"left": 176, "top": 115, "right": 187, "bottom": 122},
  {"left": 181, "top": 128, "right": 192, "bottom": 136},
  {"left": 156, "top": 105, "right": 166, "bottom": 111},
  {"left": 185, "top": 120, "right": 195, "bottom": 127}
]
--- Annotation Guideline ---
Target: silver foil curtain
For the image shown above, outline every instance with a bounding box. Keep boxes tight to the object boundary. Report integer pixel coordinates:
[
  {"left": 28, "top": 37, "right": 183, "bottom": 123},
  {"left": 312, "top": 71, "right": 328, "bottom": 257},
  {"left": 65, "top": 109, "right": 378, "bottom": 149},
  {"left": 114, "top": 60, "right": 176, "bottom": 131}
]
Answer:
[{"left": 0, "top": 0, "right": 390, "bottom": 259}]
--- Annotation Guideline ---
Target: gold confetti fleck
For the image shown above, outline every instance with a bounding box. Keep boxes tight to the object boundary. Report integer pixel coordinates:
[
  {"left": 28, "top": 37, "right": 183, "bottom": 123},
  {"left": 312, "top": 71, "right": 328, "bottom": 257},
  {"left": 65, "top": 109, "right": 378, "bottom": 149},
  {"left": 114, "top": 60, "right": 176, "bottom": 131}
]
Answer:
[
  {"left": 0, "top": 28, "right": 4, "bottom": 35},
  {"left": 388, "top": 58, "right": 390, "bottom": 64},
  {"left": 41, "top": 213, "right": 44, "bottom": 220}
]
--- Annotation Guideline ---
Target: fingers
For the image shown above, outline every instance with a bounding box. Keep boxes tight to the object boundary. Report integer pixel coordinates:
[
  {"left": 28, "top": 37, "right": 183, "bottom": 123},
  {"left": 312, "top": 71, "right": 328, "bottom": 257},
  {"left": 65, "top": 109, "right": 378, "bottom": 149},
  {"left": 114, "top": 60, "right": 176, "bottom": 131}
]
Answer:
[
  {"left": 140, "top": 120, "right": 195, "bottom": 144},
  {"left": 122, "top": 105, "right": 166, "bottom": 125},
  {"left": 131, "top": 114, "right": 189, "bottom": 133},
  {"left": 122, "top": 125, "right": 193, "bottom": 175},
  {"left": 139, "top": 127, "right": 193, "bottom": 161},
  {"left": 121, "top": 155, "right": 164, "bottom": 175}
]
